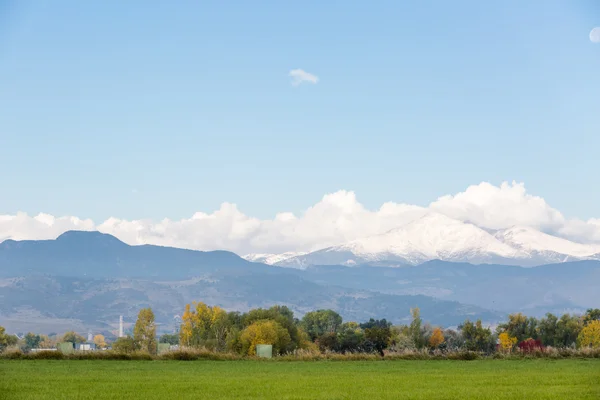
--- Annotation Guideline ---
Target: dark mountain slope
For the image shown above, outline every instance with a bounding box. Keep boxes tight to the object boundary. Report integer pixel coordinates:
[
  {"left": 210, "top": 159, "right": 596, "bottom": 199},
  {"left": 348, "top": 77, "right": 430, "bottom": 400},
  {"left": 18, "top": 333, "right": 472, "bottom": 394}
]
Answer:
[{"left": 0, "top": 231, "right": 263, "bottom": 278}]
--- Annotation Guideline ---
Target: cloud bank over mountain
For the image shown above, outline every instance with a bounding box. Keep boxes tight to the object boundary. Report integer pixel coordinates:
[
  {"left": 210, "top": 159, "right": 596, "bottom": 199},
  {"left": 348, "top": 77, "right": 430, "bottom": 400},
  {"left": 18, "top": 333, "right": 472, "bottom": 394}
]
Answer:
[{"left": 1, "top": 182, "right": 600, "bottom": 255}]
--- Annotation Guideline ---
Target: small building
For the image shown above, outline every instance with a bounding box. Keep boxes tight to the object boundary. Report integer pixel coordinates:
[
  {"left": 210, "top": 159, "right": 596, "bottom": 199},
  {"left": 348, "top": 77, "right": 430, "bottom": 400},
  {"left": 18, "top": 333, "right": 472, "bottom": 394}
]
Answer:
[
  {"left": 76, "top": 342, "right": 97, "bottom": 351},
  {"left": 30, "top": 348, "right": 58, "bottom": 353}
]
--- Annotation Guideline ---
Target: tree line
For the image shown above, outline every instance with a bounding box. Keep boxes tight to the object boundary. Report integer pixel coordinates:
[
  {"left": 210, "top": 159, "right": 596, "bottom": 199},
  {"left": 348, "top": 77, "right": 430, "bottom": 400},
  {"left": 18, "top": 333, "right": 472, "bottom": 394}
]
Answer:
[
  {"left": 2, "top": 305, "right": 599, "bottom": 356},
  {"left": 0, "top": 328, "right": 108, "bottom": 353},
  {"left": 116, "top": 304, "right": 600, "bottom": 356}
]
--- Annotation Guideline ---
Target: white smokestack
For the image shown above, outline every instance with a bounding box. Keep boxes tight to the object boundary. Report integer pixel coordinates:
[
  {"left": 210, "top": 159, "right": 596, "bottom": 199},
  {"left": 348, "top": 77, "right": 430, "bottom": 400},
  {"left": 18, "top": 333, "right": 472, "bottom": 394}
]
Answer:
[{"left": 119, "top": 315, "right": 123, "bottom": 338}]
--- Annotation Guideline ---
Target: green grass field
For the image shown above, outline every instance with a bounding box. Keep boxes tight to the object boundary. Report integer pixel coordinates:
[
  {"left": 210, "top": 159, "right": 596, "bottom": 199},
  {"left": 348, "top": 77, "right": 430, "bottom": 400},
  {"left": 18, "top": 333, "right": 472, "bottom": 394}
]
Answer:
[{"left": 0, "top": 359, "right": 598, "bottom": 399}]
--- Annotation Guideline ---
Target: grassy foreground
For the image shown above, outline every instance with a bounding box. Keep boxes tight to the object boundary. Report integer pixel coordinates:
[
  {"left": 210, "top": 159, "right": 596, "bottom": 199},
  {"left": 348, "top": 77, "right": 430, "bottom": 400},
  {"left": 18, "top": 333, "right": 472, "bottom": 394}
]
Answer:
[{"left": 1, "top": 359, "right": 598, "bottom": 399}]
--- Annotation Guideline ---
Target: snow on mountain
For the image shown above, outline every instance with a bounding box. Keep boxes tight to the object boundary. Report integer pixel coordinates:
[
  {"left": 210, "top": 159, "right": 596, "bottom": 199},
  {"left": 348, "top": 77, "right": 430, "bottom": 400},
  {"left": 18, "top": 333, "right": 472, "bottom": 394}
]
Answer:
[
  {"left": 494, "top": 226, "right": 600, "bottom": 261},
  {"left": 275, "top": 213, "right": 600, "bottom": 268},
  {"left": 243, "top": 252, "right": 307, "bottom": 266},
  {"left": 337, "top": 213, "right": 526, "bottom": 262}
]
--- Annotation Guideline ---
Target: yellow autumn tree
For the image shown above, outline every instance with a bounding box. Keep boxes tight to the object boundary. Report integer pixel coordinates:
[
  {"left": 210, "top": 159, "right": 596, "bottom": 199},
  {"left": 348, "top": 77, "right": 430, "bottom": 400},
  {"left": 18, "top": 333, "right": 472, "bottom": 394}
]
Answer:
[
  {"left": 240, "top": 320, "right": 291, "bottom": 356},
  {"left": 179, "top": 302, "right": 230, "bottom": 350},
  {"left": 428, "top": 327, "right": 445, "bottom": 348},
  {"left": 577, "top": 320, "right": 600, "bottom": 349},
  {"left": 498, "top": 332, "right": 517, "bottom": 353},
  {"left": 180, "top": 303, "right": 195, "bottom": 347},
  {"left": 93, "top": 334, "right": 107, "bottom": 349}
]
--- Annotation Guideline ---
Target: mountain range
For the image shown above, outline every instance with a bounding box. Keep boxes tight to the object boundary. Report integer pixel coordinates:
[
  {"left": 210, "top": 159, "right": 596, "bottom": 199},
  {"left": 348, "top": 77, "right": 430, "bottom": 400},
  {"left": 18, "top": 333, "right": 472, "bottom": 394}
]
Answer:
[
  {"left": 1, "top": 229, "right": 598, "bottom": 335},
  {"left": 244, "top": 213, "right": 600, "bottom": 268}
]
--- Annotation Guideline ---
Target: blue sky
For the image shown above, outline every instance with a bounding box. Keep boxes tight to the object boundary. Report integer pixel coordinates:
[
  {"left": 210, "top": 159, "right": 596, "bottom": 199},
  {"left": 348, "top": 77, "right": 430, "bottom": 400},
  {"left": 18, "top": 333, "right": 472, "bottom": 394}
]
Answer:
[{"left": 1, "top": 0, "right": 599, "bottom": 222}]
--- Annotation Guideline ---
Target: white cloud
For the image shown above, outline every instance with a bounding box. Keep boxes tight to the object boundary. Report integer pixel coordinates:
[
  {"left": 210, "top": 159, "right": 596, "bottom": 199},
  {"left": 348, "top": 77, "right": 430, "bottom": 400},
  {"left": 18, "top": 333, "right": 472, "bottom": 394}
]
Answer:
[
  {"left": 429, "top": 181, "right": 565, "bottom": 231},
  {"left": 0, "top": 212, "right": 95, "bottom": 242},
  {"left": 590, "top": 27, "right": 600, "bottom": 43},
  {"left": 289, "top": 69, "right": 319, "bottom": 86},
  {"left": 2, "top": 182, "right": 600, "bottom": 254}
]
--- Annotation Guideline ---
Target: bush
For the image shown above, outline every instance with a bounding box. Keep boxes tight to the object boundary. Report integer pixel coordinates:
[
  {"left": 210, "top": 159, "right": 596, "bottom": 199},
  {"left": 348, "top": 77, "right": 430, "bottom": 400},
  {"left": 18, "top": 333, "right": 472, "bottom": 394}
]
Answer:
[
  {"left": 1, "top": 347, "right": 24, "bottom": 359},
  {"left": 112, "top": 337, "right": 136, "bottom": 353},
  {"left": 447, "top": 351, "right": 480, "bottom": 360},
  {"left": 518, "top": 339, "right": 544, "bottom": 354},
  {"left": 277, "top": 349, "right": 324, "bottom": 361},
  {"left": 30, "top": 351, "right": 64, "bottom": 360},
  {"left": 328, "top": 352, "right": 380, "bottom": 361},
  {"left": 159, "top": 348, "right": 242, "bottom": 361},
  {"left": 385, "top": 349, "right": 431, "bottom": 360},
  {"left": 130, "top": 352, "right": 154, "bottom": 361},
  {"left": 1, "top": 346, "right": 598, "bottom": 361}
]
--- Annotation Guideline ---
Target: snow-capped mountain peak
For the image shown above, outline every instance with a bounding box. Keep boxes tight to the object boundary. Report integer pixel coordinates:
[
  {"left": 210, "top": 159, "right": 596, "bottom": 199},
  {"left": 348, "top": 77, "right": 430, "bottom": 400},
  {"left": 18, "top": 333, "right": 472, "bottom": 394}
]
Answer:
[
  {"left": 270, "top": 213, "right": 600, "bottom": 268},
  {"left": 243, "top": 252, "right": 307, "bottom": 266},
  {"left": 494, "top": 226, "right": 600, "bottom": 258},
  {"left": 335, "top": 212, "right": 526, "bottom": 263}
]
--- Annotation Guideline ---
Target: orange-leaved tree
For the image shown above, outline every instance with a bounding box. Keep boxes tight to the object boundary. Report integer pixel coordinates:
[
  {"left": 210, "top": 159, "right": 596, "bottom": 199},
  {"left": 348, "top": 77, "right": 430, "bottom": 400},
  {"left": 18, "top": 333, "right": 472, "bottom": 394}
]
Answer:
[{"left": 428, "top": 327, "right": 445, "bottom": 349}]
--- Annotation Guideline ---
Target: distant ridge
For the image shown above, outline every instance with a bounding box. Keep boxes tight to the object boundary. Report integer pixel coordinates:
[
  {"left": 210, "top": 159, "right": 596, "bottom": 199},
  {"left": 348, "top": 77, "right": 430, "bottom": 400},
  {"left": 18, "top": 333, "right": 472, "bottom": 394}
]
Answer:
[{"left": 0, "top": 230, "right": 259, "bottom": 278}]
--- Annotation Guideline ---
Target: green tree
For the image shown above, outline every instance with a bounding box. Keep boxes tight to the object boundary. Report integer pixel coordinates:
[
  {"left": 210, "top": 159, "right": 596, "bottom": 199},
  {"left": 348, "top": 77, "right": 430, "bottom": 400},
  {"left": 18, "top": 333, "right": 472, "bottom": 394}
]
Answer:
[
  {"left": 23, "top": 333, "right": 42, "bottom": 351},
  {"left": 359, "top": 319, "right": 392, "bottom": 357},
  {"left": 360, "top": 318, "right": 392, "bottom": 330},
  {"left": 392, "top": 332, "right": 416, "bottom": 351},
  {"left": 316, "top": 332, "right": 339, "bottom": 352},
  {"left": 0, "top": 326, "right": 18, "bottom": 352},
  {"left": 134, "top": 308, "right": 157, "bottom": 354},
  {"left": 60, "top": 331, "right": 86, "bottom": 344},
  {"left": 112, "top": 336, "right": 136, "bottom": 353},
  {"left": 336, "top": 322, "right": 365, "bottom": 353},
  {"left": 583, "top": 309, "right": 600, "bottom": 326},
  {"left": 226, "top": 311, "right": 243, "bottom": 330},
  {"left": 538, "top": 313, "right": 559, "bottom": 347},
  {"left": 555, "top": 314, "right": 583, "bottom": 348},
  {"left": 497, "top": 313, "right": 539, "bottom": 342},
  {"left": 459, "top": 319, "right": 495, "bottom": 353},
  {"left": 409, "top": 308, "right": 425, "bottom": 349},
  {"left": 159, "top": 333, "right": 179, "bottom": 345},
  {"left": 225, "top": 327, "right": 242, "bottom": 353},
  {"left": 364, "top": 326, "right": 391, "bottom": 357},
  {"left": 442, "top": 329, "right": 464, "bottom": 351},
  {"left": 301, "top": 310, "right": 343, "bottom": 341}
]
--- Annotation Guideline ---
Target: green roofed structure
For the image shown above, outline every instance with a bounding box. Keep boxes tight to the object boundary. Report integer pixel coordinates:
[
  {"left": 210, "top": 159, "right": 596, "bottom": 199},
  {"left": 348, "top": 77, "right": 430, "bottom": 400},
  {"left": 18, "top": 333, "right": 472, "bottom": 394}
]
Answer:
[
  {"left": 57, "top": 342, "right": 75, "bottom": 354},
  {"left": 256, "top": 344, "right": 272, "bottom": 358}
]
